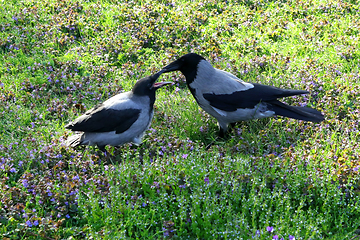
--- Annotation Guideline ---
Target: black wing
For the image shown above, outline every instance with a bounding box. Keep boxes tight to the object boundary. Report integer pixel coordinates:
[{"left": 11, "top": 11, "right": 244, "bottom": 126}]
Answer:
[
  {"left": 203, "top": 83, "right": 309, "bottom": 111},
  {"left": 65, "top": 104, "right": 141, "bottom": 134}
]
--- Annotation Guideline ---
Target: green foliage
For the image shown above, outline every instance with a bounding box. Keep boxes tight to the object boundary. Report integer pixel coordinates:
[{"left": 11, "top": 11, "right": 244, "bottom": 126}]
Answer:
[{"left": 1, "top": 0, "right": 360, "bottom": 239}]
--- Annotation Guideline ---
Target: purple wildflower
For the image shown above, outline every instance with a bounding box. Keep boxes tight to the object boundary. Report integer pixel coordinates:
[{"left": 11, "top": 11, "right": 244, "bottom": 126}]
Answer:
[
  {"left": 267, "top": 226, "right": 274, "bottom": 232},
  {"left": 204, "top": 177, "right": 209, "bottom": 184},
  {"left": 22, "top": 180, "right": 29, "bottom": 188},
  {"left": 289, "top": 235, "right": 295, "bottom": 240},
  {"left": 163, "top": 228, "right": 169, "bottom": 237},
  {"left": 335, "top": 70, "right": 342, "bottom": 75},
  {"left": 26, "top": 220, "right": 32, "bottom": 227}
]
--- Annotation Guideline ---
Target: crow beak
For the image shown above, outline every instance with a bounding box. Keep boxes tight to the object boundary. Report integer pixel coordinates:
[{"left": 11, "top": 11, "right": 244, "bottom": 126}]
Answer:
[
  {"left": 148, "top": 70, "right": 172, "bottom": 90},
  {"left": 161, "top": 60, "right": 181, "bottom": 73}
]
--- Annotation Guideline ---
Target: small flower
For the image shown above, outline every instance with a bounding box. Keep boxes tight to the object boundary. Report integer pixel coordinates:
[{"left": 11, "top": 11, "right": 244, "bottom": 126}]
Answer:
[
  {"left": 33, "top": 220, "right": 39, "bottom": 226},
  {"left": 273, "top": 235, "right": 279, "bottom": 239},
  {"left": 204, "top": 177, "right": 209, "bottom": 184},
  {"left": 26, "top": 220, "right": 32, "bottom": 227},
  {"left": 22, "top": 180, "right": 29, "bottom": 188},
  {"left": 267, "top": 226, "right": 274, "bottom": 232},
  {"left": 182, "top": 154, "right": 188, "bottom": 159},
  {"left": 289, "top": 235, "right": 295, "bottom": 240}
]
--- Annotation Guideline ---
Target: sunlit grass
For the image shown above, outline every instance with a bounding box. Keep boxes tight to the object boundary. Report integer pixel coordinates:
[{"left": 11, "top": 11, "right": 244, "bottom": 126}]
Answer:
[{"left": 1, "top": 0, "right": 359, "bottom": 239}]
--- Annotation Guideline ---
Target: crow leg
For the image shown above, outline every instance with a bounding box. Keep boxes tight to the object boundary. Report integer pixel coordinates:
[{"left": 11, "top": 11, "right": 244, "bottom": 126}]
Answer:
[
  {"left": 218, "top": 127, "right": 227, "bottom": 139},
  {"left": 207, "top": 127, "right": 225, "bottom": 150},
  {"left": 98, "top": 144, "right": 107, "bottom": 153}
]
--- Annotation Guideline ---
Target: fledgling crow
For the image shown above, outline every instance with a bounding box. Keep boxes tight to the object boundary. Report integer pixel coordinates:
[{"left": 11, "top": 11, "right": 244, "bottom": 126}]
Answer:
[
  {"left": 65, "top": 71, "right": 172, "bottom": 152},
  {"left": 162, "top": 53, "right": 324, "bottom": 137}
]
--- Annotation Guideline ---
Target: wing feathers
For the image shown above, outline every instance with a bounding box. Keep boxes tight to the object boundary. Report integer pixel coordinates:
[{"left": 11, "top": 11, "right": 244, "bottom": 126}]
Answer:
[
  {"left": 65, "top": 104, "right": 141, "bottom": 133},
  {"left": 203, "top": 83, "right": 309, "bottom": 111}
]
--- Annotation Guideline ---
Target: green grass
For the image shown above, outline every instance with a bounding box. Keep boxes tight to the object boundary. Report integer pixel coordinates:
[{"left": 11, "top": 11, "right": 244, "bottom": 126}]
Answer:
[{"left": 1, "top": 0, "right": 360, "bottom": 239}]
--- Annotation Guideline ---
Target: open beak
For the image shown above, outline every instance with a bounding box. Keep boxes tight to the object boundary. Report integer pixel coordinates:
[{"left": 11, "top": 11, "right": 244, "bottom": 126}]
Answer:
[
  {"left": 150, "top": 69, "right": 173, "bottom": 89},
  {"left": 152, "top": 81, "right": 173, "bottom": 89}
]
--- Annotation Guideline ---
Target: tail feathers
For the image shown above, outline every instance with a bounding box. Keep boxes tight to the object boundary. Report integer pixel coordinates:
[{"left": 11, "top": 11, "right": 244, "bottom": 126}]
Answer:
[
  {"left": 269, "top": 100, "right": 324, "bottom": 122},
  {"left": 65, "top": 134, "right": 83, "bottom": 147}
]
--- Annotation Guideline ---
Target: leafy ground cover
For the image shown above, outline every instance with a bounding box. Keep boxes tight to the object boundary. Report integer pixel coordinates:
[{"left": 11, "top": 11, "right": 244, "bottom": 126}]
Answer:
[{"left": 1, "top": 0, "right": 360, "bottom": 239}]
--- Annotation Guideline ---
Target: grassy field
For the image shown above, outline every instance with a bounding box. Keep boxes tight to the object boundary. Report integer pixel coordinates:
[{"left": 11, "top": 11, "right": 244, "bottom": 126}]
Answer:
[{"left": 1, "top": 0, "right": 360, "bottom": 239}]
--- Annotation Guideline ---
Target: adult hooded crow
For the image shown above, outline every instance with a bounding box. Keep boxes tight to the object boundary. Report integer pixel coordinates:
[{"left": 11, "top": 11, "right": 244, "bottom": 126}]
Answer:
[
  {"left": 161, "top": 53, "right": 324, "bottom": 137},
  {"left": 65, "top": 71, "right": 172, "bottom": 152}
]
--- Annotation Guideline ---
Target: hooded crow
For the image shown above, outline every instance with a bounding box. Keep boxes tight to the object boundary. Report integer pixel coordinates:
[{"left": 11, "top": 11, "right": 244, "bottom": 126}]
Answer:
[
  {"left": 162, "top": 53, "right": 324, "bottom": 137},
  {"left": 65, "top": 71, "right": 172, "bottom": 152}
]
